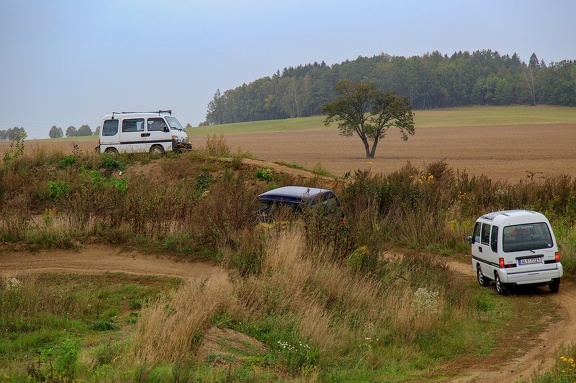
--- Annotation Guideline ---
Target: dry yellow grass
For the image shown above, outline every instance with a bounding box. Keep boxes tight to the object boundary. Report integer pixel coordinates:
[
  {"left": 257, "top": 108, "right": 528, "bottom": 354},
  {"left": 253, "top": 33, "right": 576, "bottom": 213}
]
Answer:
[{"left": 132, "top": 273, "right": 239, "bottom": 364}]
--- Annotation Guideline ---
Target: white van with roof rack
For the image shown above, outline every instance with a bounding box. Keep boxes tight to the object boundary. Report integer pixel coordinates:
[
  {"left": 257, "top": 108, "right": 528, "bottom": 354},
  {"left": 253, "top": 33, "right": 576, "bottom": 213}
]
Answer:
[
  {"left": 97, "top": 110, "right": 192, "bottom": 155},
  {"left": 467, "top": 210, "right": 562, "bottom": 295}
]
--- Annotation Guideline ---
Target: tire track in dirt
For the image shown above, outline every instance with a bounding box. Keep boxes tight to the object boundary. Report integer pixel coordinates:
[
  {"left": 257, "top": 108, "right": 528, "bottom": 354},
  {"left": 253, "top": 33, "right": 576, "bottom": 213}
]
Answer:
[{"left": 0, "top": 245, "right": 225, "bottom": 281}]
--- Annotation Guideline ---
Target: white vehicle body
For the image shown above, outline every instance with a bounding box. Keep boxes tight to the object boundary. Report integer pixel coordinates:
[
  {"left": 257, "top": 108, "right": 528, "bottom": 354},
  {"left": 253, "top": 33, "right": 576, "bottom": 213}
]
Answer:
[
  {"left": 97, "top": 110, "right": 191, "bottom": 155},
  {"left": 467, "top": 210, "right": 562, "bottom": 294}
]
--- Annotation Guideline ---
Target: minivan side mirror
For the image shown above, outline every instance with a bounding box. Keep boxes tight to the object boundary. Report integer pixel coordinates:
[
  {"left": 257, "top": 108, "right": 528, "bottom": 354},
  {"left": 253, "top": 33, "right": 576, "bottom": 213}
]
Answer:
[
  {"left": 466, "top": 235, "right": 474, "bottom": 244},
  {"left": 163, "top": 126, "right": 170, "bottom": 132}
]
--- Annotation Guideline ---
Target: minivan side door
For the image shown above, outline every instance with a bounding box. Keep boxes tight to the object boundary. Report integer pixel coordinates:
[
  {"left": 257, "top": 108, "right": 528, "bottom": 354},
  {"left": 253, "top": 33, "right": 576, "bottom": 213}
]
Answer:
[
  {"left": 472, "top": 222, "right": 498, "bottom": 275},
  {"left": 146, "top": 117, "right": 171, "bottom": 152},
  {"left": 120, "top": 118, "right": 146, "bottom": 153}
]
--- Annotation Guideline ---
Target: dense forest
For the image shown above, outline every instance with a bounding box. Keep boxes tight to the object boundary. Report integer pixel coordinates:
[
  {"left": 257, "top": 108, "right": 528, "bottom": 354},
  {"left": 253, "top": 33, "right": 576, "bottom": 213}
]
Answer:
[{"left": 204, "top": 50, "right": 576, "bottom": 125}]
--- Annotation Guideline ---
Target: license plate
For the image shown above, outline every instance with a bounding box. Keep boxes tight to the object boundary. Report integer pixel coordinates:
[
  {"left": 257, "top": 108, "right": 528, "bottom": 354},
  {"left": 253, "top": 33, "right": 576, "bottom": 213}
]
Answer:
[{"left": 519, "top": 257, "right": 542, "bottom": 265}]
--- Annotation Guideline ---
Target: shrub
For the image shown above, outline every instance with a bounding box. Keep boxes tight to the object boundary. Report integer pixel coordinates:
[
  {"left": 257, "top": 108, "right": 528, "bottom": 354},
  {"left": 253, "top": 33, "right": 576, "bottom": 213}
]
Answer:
[{"left": 205, "top": 134, "right": 230, "bottom": 157}]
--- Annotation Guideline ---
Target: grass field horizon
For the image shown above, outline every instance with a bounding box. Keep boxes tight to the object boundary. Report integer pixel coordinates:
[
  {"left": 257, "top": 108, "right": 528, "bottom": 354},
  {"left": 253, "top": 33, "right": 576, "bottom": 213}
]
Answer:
[{"left": 188, "top": 105, "right": 576, "bottom": 137}]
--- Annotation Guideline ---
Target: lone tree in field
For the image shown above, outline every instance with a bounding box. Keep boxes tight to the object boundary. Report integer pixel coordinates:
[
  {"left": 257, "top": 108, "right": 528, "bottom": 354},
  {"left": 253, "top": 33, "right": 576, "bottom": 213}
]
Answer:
[{"left": 323, "top": 80, "right": 415, "bottom": 159}]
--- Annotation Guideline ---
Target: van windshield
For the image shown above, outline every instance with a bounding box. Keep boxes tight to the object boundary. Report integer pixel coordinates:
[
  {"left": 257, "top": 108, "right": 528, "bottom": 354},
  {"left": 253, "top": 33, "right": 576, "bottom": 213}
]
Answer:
[
  {"left": 165, "top": 116, "right": 184, "bottom": 131},
  {"left": 502, "top": 222, "right": 554, "bottom": 252}
]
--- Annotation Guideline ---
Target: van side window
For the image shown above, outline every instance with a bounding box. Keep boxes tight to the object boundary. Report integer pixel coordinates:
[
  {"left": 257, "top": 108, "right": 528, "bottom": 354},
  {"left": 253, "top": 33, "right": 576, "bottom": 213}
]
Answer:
[
  {"left": 122, "top": 118, "right": 144, "bottom": 132},
  {"left": 481, "top": 223, "right": 491, "bottom": 245},
  {"left": 147, "top": 118, "right": 167, "bottom": 132},
  {"left": 490, "top": 225, "right": 498, "bottom": 252},
  {"left": 102, "top": 120, "right": 118, "bottom": 136},
  {"left": 472, "top": 222, "right": 481, "bottom": 243}
]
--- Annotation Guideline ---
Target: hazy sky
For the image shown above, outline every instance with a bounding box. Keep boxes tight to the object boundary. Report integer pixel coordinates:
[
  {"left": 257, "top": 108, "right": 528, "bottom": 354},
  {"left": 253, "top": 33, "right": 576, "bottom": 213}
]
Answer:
[{"left": 1, "top": 0, "right": 574, "bottom": 139}]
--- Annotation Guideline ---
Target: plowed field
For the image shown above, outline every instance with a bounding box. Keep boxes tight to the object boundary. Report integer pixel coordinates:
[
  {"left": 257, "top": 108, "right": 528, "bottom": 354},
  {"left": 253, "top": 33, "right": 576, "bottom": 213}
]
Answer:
[{"left": 16, "top": 123, "right": 574, "bottom": 182}]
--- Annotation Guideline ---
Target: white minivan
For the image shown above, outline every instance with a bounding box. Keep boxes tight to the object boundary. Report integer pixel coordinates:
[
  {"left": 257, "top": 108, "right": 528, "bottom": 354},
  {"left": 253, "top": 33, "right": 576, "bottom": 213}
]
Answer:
[
  {"left": 97, "top": 110, "right": 192, "bottom": 155},
  {"left": 467, "top": 210, "right": 562, "bottom": 295}
]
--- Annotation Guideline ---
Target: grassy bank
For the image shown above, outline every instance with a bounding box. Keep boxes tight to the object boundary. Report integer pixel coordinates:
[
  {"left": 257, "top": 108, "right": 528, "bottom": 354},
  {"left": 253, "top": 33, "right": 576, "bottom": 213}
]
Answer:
[{"left": 1, "top": 134, "right": 576, "bottom": 381}]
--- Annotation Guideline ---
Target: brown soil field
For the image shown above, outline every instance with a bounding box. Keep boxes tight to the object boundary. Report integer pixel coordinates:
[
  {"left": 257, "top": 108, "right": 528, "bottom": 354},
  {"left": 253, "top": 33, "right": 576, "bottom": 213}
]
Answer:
[
  {"left": 212, "top": 123, "right": 576, "bottom": 182},
  {"left": 12, "top": 123, "right": 576, "bottom": 182}
]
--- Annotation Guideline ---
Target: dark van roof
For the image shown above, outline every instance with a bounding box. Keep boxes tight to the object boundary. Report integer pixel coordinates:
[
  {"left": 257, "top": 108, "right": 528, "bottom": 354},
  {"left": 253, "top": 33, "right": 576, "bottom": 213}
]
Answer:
[{"left": 257, "top": 186, "right": 337, "bottom": 205}]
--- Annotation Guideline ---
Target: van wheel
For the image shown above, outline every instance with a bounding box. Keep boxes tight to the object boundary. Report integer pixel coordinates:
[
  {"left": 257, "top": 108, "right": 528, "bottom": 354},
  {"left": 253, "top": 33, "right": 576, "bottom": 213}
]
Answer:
[
  {"left": 549, "top": 278, "right": 560, "bottom": 293},
  {"left": 494, "top": 273, "right": 508, "bottom": 295},
  {"left": 476, "top": 265, "right": 490, "bottom": 287},
  {"left": 150, "top": 145, "right": 165, "bottom": 157},
  {"left": 104, "top": 147, "right": 119, "bottom": 155}
]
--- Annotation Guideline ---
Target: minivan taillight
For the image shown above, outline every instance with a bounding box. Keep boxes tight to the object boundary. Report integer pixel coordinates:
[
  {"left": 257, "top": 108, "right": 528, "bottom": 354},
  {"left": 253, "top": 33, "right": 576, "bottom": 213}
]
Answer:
[
  {"left": 555, "top": 252, "right": 561, "bottom": 262},
  {"left": 499, "top": 257, "right": 505, "bottom": 268}
]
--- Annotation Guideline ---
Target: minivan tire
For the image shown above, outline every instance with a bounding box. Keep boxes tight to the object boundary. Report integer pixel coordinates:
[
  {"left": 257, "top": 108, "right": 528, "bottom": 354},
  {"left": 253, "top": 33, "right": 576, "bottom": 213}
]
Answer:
[
  {"left": 494, "top": 273, "right": 508, "bottom": 295},
  {"left": 150, "top": 145, "right": 165, "bottom": 156},
  {"left": 104, "top": 147, "right": 119, "bottom": 155},
  {"left": 476, "top": 265, "right": 490, "bottom": 287},
  {"left": 549, "top": 278, "right": 560, "bottom": 293}
]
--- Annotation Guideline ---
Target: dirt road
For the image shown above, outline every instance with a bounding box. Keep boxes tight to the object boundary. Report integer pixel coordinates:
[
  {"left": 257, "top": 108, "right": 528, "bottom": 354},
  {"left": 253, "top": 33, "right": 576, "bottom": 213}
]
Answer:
[
  {"left": 1, "top": 246, "right": 575, "bottom": 382},
  {"left": 447, "top": 261, "right": 576, "bottom": 382}
]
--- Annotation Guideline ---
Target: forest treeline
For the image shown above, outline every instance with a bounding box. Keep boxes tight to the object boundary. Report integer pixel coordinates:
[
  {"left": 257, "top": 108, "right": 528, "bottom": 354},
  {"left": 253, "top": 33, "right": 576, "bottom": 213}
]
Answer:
[{"left": 204, "top": 50, "right": 576, "bottom": 125}]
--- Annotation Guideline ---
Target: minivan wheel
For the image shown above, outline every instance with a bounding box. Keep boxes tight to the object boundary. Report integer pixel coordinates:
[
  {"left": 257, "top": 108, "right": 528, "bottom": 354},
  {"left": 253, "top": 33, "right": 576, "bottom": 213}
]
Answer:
[
  {"left": 494, "top": 273, "right": 508, "bottom": 295},
  {"left": 104, "top": 147, "right": 119, "bottom": 155},
  {"left": 477, "top": 265, "right": 490, "bottom": 287},
  {"left": 549, "top": 278, "right": 560, "bottom": 293},
  {"left": 150, "top": 145, "right": 165, "bottom": 156}
]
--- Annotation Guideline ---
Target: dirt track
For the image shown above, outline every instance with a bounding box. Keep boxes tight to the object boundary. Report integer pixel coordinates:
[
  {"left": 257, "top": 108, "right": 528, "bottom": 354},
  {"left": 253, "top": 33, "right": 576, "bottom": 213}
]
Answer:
[{"left": 1, "top": 246, "right": 575, "bottom": 382}]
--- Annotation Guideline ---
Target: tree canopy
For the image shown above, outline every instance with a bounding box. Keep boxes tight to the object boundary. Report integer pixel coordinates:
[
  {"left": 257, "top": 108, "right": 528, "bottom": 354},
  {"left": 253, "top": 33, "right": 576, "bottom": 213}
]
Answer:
[
  {"left": 0, "top": 127, "right": 27, "bottom": 141},
  {"left": 323, "top": 81, "right": 414, "bottom": 158},
  {"left": 49, "top": 125, "right": 64, "bottom": 138},
  {"left": 204, "top": 50, "right": 576, "bottom": 125}
]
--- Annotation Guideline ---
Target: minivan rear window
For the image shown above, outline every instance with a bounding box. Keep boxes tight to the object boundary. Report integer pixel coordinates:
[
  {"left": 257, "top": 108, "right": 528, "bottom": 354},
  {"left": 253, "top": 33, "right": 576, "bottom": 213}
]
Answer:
[
  {"left": 102, "top": 120, "right": 118, "bottom": 136},
  {"left": 502, "top": 222, "right": 553, "bottom": 252}
]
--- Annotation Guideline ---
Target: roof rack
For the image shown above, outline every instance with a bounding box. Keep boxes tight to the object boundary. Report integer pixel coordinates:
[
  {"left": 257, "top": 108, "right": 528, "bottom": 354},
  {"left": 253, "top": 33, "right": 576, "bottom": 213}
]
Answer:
[{"left": 111, "top": 110, "right": 172, "bottom": 119}]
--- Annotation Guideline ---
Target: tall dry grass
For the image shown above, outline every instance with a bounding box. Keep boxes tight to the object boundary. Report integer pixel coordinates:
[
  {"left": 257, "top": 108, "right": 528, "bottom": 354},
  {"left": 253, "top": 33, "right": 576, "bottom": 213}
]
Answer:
[
  {"left": 237, "top": 228, "right": 452, "bottom": 357},
  {"left": 132, "top": 272, "right": 240, "bottom": 364}
]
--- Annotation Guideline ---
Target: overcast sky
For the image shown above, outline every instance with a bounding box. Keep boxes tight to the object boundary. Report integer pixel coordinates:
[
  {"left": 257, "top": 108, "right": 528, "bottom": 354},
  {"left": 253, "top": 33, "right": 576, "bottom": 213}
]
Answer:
[{"left": 1, "top": 0, "right": 574, "bottom": 139}]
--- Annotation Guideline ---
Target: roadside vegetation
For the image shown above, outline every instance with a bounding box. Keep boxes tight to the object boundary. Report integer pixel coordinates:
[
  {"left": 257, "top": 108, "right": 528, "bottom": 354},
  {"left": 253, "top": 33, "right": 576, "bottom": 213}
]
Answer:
[{"left": 1, "top": 131, "right": 576, "bottom": 381}]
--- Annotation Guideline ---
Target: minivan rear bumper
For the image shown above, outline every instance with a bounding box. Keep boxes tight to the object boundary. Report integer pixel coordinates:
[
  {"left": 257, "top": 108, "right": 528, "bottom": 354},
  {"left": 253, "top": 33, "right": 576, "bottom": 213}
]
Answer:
[{"left": 500, "top": 264, "right": 563, "bottom": 285}]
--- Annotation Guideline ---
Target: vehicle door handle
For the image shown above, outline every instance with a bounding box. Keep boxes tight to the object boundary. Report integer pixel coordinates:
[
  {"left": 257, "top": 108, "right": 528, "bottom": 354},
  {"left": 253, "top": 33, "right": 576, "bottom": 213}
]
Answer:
[
  {"left": 478, "top": 247, "right": 482, "bottom": 253},
  {"left": 141, "top": 133, "right": 150, "bottom": 137}
]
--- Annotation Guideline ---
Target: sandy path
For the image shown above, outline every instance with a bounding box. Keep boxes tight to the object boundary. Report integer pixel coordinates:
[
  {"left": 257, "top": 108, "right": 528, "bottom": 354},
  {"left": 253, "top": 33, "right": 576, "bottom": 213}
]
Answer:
[
  {"left": 0, "top": 245, "right": 224, "bottom": 280},
  {"left": 447, "top": 260, "right": 576, "bottom": 382}
]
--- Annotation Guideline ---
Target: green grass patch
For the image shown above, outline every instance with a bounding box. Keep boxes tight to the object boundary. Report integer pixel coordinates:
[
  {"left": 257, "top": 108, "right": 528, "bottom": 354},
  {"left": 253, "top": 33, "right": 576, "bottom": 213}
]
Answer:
[
  {"left": 187, "top": 106, "right": 576, "bottom": 137},
  {"left": 0, "top": 273, "right": 180, "bottom": 379}
]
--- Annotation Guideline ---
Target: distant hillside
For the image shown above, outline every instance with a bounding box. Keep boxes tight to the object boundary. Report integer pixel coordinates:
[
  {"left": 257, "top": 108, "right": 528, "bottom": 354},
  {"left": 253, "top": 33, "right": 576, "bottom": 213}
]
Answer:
[{"left": 204, "top": 50, "right": 576, "bottom": 125}]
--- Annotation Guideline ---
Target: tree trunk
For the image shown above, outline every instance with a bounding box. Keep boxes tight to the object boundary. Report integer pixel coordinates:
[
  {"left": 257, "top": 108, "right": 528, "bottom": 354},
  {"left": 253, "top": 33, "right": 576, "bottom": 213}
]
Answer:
[
  {"left": 360, "top": 135, "right": 372, "bottom": 158},
  {"left": 368, "top": 136, "right": 379, "bottom": 158}
]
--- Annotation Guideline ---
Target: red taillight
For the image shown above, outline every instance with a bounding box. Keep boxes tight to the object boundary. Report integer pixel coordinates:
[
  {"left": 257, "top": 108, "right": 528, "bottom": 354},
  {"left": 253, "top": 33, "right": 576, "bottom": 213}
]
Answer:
[
  {"left": 555, "top": 252, "right": 561, "bottom": 262},
  {"left": 499, "top": 257, "right": 505, "bottom": 268}
]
